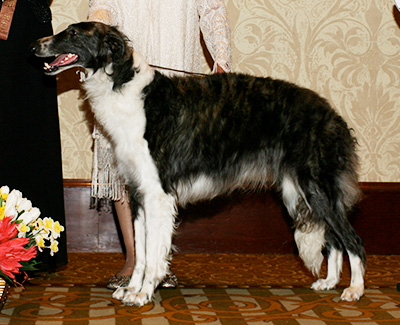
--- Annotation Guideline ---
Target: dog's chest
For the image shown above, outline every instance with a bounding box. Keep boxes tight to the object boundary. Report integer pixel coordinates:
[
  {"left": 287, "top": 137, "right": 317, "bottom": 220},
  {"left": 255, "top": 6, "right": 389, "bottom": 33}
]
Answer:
[{"left": 85, "top": 78, "right": 147, "bottom": 141}]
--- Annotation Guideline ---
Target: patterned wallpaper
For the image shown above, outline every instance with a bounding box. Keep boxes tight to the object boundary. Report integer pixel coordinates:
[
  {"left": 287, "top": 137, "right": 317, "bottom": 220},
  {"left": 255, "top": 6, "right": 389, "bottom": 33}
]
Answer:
[{"left": 51, "top": 0, "right": 400, "bottom": 182}]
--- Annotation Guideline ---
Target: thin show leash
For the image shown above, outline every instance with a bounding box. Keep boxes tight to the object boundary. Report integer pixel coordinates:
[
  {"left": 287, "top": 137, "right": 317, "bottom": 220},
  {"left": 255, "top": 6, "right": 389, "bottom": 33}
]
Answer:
[
  {"left": 148, "top": 64, "right": 208, "bottom": 77},
  {"left": 76, "top": 64, "right": 208, "bottom": 82},
  {"left": 393, "top": 0, "right": 400, "bottom": 293}
]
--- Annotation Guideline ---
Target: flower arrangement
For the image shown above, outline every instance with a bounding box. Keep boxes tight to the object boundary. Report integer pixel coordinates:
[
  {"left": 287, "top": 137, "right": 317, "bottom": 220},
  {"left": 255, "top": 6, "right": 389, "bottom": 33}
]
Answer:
[{"left": 0, "top": 186, "right": 65, "bottom": 284}]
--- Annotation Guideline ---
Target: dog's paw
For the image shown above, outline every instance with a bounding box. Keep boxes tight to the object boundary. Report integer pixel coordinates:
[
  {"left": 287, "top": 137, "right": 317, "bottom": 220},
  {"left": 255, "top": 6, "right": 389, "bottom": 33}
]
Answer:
[
  {"left": 112, "top": 287, "right": 126, "bottom": 300},
  {"left": 112, "top": 287, "right": 152, "bottom": 306},
  {"left": 341, "top": 285, "right": 364, "bottom": 301},
  {"left": 311, "top": 278, "right": 338, "bottom": 291},
  {"left": 122, "top": 290, "right": 151, "bottom": 306}
]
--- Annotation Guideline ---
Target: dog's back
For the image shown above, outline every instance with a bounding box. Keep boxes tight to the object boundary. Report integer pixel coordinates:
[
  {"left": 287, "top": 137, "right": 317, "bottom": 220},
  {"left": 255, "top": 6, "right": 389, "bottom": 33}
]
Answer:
[{"left": 142, "top": 71, "right": 359, "bottom": 207}]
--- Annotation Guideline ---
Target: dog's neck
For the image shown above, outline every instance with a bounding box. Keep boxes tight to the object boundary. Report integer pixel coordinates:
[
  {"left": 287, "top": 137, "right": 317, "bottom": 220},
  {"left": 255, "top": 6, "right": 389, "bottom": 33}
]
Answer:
[
  {"left": 82, "top": 50, "right": 155, "bottom": 138},
  {"left": 83, "top": 50, "right": 154, "bottom": 96},
  {"left": 131, "top": 50, "right": 155, "bottom": 83}
]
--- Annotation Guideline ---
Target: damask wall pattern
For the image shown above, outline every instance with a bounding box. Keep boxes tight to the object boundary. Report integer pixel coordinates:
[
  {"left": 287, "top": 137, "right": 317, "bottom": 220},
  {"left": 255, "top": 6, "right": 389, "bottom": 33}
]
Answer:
[{"left": 51, "top": 0, "right": 400, "bottom": 182}]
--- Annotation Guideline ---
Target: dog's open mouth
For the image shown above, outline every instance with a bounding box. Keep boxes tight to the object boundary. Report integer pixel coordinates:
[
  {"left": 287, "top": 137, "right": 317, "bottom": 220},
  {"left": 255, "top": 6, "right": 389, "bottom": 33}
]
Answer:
[{"left": 44, "top": 53, "right": 78, "bottom": 73}]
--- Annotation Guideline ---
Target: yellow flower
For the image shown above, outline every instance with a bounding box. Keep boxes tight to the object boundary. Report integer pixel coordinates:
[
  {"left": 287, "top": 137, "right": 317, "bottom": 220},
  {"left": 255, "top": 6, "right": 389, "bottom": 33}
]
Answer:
[
  {"left": 1, "top": 193, "right": 7, "bottom": 201},
  {"left": 18, "top": 223, "right": 30, "bottom": 233},
  {"left": 36, "top": 236, "right": 46, "bottom": 252},
  {"left": 43, "top": 217, "right": 54, "bottom": 230},
  {"left": 35, "top": 218, "right": 45, "bottom": 231},
  {"left": 0, "top": 206, "right": 5, "bottom": 220},
  {"left": 50, "top": 240, "right": 59, "bottom": 256},
  {"left": 51, "top": 221, "right": 64, "bottom": 239}
]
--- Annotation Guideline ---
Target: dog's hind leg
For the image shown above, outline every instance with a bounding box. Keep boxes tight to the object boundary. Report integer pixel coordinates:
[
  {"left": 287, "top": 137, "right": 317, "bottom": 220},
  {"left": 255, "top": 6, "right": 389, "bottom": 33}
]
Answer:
[
  {"left": 325, "top": 177, "right": 365, "bottom": 301},
  {"left": 341, "top": 251, "right": 365, "bottom": 301},
  {"left": 298, "top": 173, "right": 365, "bottom": 301},
  {"left": 282, "top": 172, "right": 365, "bottom": 300},
  {"left": 324, "top": 208, "right": 365, "bottom": 301},
  {"left": 311, "top": 246, "right": 343, "bottom": 291},
  {"left": 321, "top": 218, "right": 365, "bottom": 301}
]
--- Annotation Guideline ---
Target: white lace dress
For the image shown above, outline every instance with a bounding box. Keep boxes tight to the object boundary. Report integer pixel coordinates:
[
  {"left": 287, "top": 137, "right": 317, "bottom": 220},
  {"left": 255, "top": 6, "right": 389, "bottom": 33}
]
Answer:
[{"left": 88, "top": 0, "right": 232, "bottom": 201}]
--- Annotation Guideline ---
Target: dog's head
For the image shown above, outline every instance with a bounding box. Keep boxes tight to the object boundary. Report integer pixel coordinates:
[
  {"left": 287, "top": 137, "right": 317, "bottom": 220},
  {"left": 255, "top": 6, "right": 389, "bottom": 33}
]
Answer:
[{"left": 31, "top": 22, "right": 134, "bottom": 88}]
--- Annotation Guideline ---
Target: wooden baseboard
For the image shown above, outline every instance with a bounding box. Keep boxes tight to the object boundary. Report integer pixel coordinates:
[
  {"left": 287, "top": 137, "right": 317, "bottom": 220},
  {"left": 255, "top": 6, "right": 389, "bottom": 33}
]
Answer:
[
  {"left": 64, "top": 180, "right": 400, "bottom": 254},
  {"left": 63, "top": 179, "right": 91, "bottom": 187}
]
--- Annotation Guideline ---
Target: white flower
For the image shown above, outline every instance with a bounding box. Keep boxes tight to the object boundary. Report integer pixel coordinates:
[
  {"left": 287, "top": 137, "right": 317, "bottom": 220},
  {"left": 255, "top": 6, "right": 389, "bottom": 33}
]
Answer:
[
  {"left": 12, "top": 189, "right": 23, "bottom": 203},
  {"left": 4, "top": 189, "right": 22, "bottom": 219},
  {"left": 33, "top": 218, "right": 50, "bottom": 240},
  {"left": 35, "top": 234, "right": 46, "bottom": 252},
  {"left": 16, "top": 198, "right": 32, "bottom": 213},
  {"left": 0, "top": 186, "right": 10, "bottom": 195},
  {"left": 50, "top": 239, "right": 59, "bottom": 256},
  {"left": 42, "top": 217, "right": 54, "bottom": 231},
  {"left": 1, "top": 186, "right": 64, "bottom": 259},
  {"left": 50, "top": 221, "right": 65, "bottom": 239},
  {"left": 19, "top": 207, "right": 41, "bottom": 225},
  {"left": 17, "top": 223, "right": 30, "bottom": 238}
]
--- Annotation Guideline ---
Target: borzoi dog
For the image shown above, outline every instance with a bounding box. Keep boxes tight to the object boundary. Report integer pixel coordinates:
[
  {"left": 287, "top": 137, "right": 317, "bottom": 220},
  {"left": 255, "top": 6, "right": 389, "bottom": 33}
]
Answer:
[{"left": 32, "top": 22, "right": 366, "bottom": 306}]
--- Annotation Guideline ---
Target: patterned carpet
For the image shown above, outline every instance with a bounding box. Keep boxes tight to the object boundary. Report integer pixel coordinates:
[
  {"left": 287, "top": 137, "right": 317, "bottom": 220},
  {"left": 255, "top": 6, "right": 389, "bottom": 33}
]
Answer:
[{"left": 1, "top": 253, "right": 399, "bottom": 324}]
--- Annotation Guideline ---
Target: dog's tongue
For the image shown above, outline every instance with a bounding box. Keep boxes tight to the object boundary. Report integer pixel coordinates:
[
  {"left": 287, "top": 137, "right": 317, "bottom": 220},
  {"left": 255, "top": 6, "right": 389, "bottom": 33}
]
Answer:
[{"left": 49, "top": 53, "right": 78, "bottom": 67}]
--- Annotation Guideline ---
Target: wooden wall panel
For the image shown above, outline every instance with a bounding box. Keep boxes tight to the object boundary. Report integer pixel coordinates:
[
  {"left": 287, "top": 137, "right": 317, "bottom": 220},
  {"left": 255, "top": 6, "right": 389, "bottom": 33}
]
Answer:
[
  {"left": 64, "top": 181, "right": 400, "bottom": 254},
  {"left": 64, "top": 185, "right": 122, "bottom": 252}
]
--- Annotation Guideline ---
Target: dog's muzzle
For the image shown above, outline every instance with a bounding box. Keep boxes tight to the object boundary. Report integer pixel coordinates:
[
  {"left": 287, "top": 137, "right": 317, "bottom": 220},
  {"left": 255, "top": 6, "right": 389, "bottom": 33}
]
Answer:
[
  {"left": 31, "top": 37, "right": 79, "bottom": 74},
  {"left": 30, "top": 36, "right": 52, "bottom": 57}
]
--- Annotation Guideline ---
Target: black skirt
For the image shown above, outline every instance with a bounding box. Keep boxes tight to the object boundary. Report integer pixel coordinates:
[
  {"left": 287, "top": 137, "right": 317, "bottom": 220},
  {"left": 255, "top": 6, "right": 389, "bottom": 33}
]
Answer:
[{"left": 0, "top": 0, "right": 68, "bottom": 270}]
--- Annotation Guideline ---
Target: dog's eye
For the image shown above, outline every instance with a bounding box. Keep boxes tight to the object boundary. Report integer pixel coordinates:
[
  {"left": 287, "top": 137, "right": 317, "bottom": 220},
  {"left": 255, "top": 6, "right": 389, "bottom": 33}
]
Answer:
[{"left": 68, "top": 29, "right": 77, "bottom": 37}]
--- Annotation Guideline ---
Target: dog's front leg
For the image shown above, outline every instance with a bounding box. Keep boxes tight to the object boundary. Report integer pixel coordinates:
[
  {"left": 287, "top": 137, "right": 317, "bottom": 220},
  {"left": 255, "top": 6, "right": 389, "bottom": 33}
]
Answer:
[{"left": 120, "top": 192, "right": 177, "bottom": 306}]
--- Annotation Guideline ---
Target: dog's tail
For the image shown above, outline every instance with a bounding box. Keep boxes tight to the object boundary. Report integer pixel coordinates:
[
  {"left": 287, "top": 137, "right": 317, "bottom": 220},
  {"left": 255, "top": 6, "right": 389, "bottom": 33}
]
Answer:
[
  {"left": 294, "top": 224, "right": 326, "bottom": 277},
  {"left": 281, "top": 176, "right": 326, "bottom": 276}
]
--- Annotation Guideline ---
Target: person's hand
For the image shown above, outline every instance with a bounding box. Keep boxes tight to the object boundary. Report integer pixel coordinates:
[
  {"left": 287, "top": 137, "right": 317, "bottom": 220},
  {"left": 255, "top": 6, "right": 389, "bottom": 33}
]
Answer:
[{"left": 215, "top": 64, "right": 225, "bottom": 73}]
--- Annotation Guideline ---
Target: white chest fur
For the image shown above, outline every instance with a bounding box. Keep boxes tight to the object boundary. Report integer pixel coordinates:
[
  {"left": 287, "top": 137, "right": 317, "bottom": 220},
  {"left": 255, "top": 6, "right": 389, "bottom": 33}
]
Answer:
[{"left": 83, "top": 52, "right": 161, "bottom": 193}]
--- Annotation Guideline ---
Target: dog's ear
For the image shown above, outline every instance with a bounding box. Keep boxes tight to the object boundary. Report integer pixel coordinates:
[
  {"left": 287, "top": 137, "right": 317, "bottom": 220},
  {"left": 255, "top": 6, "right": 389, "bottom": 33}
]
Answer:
[
  {"left": 101, "top": 27, "right": 135, "bottom": 91},
  {"left": 103, "top": 29, "right": 127, "bottom": 62}
]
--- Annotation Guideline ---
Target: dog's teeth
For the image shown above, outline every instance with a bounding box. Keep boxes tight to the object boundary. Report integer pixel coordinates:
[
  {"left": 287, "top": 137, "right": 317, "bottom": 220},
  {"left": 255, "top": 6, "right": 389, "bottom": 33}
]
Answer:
[
  {"left": 59, "top": 54, "right": 74, "bottom": 64},
  {"left": 44, "top": 62, "right": 51, "bottom": 70}
]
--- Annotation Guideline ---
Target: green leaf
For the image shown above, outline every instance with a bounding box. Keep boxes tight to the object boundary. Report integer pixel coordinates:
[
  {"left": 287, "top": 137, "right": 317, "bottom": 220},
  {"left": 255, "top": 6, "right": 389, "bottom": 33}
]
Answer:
[
  {"left": 0, "top": 270, "right": 13, "bottom": 284},
  {"left": 19, "top": 261, "right": 40, "bottom": 272}
]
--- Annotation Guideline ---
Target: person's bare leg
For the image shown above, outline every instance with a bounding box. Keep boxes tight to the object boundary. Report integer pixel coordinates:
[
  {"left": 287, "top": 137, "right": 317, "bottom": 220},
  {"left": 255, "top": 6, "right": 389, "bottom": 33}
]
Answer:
[
  {"left": 107, "top": 199, "right": 136, "bottom": 289},
  {"left": 114, "top": 199, "right": 135, "bottom": 276}
]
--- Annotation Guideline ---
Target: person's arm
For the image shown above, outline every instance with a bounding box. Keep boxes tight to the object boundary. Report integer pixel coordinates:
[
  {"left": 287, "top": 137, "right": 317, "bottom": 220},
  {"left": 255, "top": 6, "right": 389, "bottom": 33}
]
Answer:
[
  {"left": 87, "top": 0, "right": 117, "bottom": 24},
  {"left": 198, "top": 0, "right": 232, "bottom": 73}
]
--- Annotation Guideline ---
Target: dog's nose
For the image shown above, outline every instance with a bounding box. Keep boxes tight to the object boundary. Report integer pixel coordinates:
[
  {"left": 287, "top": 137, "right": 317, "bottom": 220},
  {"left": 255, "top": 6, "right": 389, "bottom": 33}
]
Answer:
[
  {"left": 30, "top": 36, "right": 52, "bottom": 55},
  {"left": 30, "top": 40, "right": 40, "bottom": 53}
]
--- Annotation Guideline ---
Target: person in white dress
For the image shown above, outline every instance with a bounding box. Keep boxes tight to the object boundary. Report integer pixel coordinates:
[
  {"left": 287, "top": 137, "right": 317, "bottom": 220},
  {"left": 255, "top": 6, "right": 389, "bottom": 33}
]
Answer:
[{"left": 88, "top": 0, "right": 232, "bottom": 289}]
